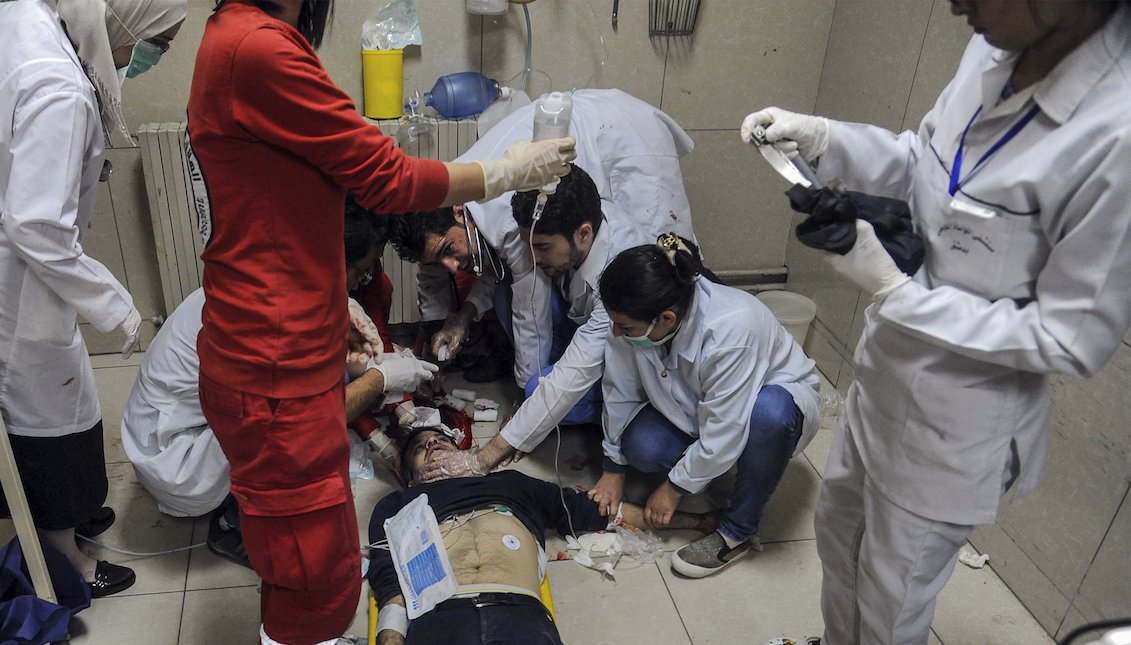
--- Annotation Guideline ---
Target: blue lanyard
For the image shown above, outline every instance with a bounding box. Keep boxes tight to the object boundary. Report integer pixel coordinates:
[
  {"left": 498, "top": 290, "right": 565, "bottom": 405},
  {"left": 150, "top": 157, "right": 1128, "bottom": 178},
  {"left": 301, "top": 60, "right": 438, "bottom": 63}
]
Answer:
[{"left": 948, "top": 104, "right": 1041, "bottom": 196}]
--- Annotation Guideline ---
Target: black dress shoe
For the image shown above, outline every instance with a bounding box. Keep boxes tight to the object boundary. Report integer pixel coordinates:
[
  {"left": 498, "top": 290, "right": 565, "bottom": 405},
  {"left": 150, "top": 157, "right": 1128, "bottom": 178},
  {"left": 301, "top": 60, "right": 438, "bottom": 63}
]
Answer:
[
  {"left": 89, "top": 561, "right": 136, "bottom": 598},
  {"left": 75, "top": 506, "right": 116, "bottom": 539}
]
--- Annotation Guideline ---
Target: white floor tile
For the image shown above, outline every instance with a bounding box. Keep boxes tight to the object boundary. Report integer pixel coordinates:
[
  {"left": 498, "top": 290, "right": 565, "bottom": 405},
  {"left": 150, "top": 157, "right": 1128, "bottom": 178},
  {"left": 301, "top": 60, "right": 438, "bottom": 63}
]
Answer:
[
  {"left": 93, "top": 363, "right": 140, "bottom": 464},
  {"left": 933, "top": 550, "right": 1054, "bottom": 645},
  {"left": 664, "top": 539, "right": 825, "bottom": 644},
  {"left": 81, "top": 462, "right": 194, "bottom": 597},
  {"left": 68, "top": 590, "right": 184, "bottom": 644},
  {"left": 549, "top": 559, "right": 693, "bottom": 645},
  {"left": 178, "top": 585, "right": 262, "bottom": 645}
]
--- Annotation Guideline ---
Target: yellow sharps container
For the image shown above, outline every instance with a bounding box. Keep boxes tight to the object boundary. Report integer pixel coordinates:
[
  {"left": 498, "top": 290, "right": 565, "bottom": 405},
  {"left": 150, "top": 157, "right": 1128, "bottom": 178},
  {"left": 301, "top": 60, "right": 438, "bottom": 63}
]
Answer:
[{"left": 361, "top": 48, "right": 403, "bottom": 119}]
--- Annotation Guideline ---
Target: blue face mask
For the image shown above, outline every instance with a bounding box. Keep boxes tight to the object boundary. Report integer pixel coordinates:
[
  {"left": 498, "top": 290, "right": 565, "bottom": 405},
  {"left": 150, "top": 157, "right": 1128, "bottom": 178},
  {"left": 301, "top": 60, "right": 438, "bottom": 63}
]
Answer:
[
  {"left": 125, "top": 39, "right": 166, "bottom": 78},
  {"left": 624, "top": 318, "right": 680, "bottom": 349}
]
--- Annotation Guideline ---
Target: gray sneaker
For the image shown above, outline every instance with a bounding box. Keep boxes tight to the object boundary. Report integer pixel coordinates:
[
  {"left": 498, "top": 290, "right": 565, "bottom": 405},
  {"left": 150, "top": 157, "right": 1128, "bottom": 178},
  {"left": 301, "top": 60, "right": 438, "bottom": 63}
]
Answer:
[{"left": 671, "top": 531, "right": 752, "bottom": 578}]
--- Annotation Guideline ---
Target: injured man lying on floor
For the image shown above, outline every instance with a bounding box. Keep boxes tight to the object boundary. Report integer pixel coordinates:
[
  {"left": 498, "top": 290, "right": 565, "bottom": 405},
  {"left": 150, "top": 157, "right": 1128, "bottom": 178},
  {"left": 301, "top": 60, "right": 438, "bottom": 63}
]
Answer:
[{"left": 367, "top": 427, "right": 718, "bottom": 645}]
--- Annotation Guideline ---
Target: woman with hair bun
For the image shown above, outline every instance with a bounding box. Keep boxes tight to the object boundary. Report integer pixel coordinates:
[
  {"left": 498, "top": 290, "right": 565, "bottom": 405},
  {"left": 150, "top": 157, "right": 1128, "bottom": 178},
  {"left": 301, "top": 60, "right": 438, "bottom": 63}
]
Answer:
[{"left": 590, "top": 233, "right": 821, "bottom": 578}]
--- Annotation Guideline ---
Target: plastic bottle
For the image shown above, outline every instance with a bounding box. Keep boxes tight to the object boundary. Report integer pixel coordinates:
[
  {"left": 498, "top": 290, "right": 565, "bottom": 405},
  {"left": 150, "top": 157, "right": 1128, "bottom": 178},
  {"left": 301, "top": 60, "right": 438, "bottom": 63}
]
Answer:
[
  {"left": 424, "top": 72, "right": 500, "bottom": 119},
  {"left": 532, "top": 91, "right": 573, "bottom": 141}
]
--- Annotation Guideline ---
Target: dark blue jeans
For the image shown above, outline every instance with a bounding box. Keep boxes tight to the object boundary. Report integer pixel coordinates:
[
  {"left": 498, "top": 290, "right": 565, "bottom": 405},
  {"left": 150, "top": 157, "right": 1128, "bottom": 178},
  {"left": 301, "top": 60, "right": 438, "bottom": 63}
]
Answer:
[
  {"left": 620, "top": 384, "right": 803, "bottom": 543},
  {"left": 407, "top": 603, "right": 561, "bottom": 644},
  {"left": 497, "top": 278, "right": 601, "bottom": 426}
]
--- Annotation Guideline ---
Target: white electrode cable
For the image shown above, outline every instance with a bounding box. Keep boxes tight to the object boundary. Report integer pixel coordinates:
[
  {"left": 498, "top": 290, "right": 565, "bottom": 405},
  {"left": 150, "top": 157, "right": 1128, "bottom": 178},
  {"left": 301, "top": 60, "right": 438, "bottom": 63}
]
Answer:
[{"left": 526, "top": 192, "right": 579, "bottom": 541}]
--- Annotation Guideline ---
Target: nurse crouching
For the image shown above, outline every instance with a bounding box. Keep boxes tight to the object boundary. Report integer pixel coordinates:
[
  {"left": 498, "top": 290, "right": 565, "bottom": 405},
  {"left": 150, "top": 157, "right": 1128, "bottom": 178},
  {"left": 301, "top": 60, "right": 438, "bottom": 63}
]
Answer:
[{"left": 589, "top": 234, "right": 820, "bottom": 578}]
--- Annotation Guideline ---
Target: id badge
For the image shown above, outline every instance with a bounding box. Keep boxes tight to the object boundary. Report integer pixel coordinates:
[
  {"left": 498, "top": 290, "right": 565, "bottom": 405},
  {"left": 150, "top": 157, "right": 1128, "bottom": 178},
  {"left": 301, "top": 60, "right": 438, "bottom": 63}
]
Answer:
[{"left": 948, "top": 197, "right": 996, "bottom": 219}]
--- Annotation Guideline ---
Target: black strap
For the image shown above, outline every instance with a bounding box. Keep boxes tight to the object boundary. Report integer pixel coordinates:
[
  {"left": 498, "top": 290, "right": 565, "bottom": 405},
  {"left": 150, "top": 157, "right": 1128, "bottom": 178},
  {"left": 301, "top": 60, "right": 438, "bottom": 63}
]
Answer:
[{"left": 435, "top": 592, "right": 550, "bottom": 620}]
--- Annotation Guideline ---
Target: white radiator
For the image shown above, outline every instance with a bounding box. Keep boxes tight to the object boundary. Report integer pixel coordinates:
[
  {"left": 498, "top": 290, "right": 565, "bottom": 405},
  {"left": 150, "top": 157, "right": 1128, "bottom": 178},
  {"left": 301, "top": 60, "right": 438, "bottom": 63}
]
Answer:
[
  {"left": 138, "top": 118, "right": 478, "bottom": 323},
  {"left": 139, "top": 122, "right": 203, "bottom": 317}
]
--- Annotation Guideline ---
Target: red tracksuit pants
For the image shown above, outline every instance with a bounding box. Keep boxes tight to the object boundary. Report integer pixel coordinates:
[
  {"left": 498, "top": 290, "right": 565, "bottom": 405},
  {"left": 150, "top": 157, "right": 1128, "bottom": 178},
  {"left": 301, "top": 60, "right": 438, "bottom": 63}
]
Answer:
[{"left": 199, "top": 373, "right": 360, "bottom": 645}]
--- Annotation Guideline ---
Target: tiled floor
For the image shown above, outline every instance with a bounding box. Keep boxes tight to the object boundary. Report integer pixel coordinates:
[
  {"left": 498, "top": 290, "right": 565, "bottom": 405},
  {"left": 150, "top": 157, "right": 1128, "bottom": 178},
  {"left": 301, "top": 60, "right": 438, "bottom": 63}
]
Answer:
[{"left": 0, "top": 354, "right": 1055, "bottom": 645}]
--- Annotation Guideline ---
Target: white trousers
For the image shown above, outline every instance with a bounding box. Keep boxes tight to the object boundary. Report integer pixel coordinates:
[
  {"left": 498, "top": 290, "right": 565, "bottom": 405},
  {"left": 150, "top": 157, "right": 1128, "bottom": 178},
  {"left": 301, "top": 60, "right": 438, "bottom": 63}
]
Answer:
[{"left": 815, "top": 418, "right": 974, "bottom": 645}]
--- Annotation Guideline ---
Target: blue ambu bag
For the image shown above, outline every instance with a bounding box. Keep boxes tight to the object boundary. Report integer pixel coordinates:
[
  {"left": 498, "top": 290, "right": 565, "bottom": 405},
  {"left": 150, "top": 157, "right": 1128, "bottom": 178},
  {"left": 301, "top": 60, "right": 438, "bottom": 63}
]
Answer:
[{"left": 0, "top": 537, "right": 90, "bottom": 645}]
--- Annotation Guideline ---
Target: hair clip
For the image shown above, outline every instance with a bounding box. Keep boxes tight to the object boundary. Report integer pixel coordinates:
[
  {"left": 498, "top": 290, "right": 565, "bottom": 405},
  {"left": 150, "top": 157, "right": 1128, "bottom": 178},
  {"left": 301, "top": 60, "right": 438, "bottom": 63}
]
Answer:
[{"left": 656, "top": 232, "right": 688, "bottom": 267}]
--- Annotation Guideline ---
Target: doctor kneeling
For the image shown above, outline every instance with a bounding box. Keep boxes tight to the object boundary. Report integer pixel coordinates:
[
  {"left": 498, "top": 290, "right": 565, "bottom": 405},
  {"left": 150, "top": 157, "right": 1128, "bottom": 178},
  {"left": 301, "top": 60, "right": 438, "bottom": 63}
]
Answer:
[
  {"left": 589, "top": 235, "right": 820, "bottom": 579},
  {"left": 743, "top": 2, "right": 1131, "bottom": 643}
]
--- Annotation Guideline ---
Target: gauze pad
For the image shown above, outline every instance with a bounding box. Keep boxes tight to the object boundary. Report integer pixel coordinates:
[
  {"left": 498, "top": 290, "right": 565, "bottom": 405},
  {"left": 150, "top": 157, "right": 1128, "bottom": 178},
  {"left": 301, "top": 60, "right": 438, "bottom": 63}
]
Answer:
[{"left": 384, "top": 494, "right": 458, "bottom": 618}]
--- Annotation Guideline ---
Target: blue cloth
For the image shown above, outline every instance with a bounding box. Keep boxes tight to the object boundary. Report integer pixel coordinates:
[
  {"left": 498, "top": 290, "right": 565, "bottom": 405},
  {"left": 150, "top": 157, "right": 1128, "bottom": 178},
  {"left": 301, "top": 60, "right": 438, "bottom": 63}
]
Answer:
[
  {"left": 523, "top": 364, "right": 601, "bottom": 427},
  {"left": 0, "top": 536, "right": 90, "bottom": 644},
  {"left": 496, "top": 275, "right": 602, "bottom": 425},
  {"left": 619, "top": 384, "right": 803, "bottom": 542}
]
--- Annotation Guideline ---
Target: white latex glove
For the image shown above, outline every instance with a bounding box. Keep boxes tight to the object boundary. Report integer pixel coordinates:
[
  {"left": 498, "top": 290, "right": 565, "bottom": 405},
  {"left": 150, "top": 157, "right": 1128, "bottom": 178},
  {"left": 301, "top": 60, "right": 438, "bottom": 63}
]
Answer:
[
  {"left": 430, "top": 312, "right": 469, "bottom": 359},
  {"left": 373, "top": 354, "right": 439, "bottom": 393},
  {"left": 348, "top": 297, "right": 383, "bottom": 363},
  {"left": 120, "top": 307, "right": 142, "bottom": 359},
  {"left": 417, "top": 446, "right": 488, "bottom": 483},
  {"left": 474, "top": 137, "right": 577, "bottom": 201},
  {"left": 823, "top": 220, "right": 911, "bottom": 300},
  {"left": 741, "top": 106, "right": 830, "bottom": 163}
]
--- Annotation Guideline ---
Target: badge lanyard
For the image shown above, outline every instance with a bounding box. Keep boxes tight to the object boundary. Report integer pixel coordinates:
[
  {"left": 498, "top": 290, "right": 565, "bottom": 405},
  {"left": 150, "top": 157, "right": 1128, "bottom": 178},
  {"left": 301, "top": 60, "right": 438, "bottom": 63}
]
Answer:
[{"left": 948, "top": 104, "right": 1041, "bottom": 197}]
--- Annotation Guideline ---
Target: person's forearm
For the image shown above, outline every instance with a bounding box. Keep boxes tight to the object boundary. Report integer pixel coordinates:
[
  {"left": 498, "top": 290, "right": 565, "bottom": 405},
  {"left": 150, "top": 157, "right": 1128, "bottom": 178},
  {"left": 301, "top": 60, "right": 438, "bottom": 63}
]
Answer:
[
  {"left": 478, "top": 434, "right": 516, "bottom": 471},
  {"left": 377, "top": 595, "right": 408, "bottom": 645},
  {"left": 619, "top": 501, "right": 699, "bottom": 531},
  {"left": 441, "top": 162, "right": 486, "bottom": 206},
  {"left": 345, "top": 368, "right": 386, "bottom": 421},
  {"left": 452, "top": 302, "right": 479, "bottom": 327}
]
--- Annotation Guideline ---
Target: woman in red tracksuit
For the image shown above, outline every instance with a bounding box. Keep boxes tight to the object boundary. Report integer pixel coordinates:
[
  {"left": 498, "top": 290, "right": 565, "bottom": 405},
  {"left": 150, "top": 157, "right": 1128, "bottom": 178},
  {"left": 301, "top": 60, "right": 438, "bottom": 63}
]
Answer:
[{"left": 185, "top": 2, "right": 574, "bottom": 643}]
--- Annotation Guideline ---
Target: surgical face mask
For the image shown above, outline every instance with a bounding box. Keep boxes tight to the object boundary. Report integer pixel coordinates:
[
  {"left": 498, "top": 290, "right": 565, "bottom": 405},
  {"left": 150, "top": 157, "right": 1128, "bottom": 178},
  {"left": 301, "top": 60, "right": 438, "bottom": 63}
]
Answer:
[
  {"left": 625, "top": 318, "right": 679, "bottom": 349},
  {"left": 125, "top": 39, "right": 166, "bottom": 78}
]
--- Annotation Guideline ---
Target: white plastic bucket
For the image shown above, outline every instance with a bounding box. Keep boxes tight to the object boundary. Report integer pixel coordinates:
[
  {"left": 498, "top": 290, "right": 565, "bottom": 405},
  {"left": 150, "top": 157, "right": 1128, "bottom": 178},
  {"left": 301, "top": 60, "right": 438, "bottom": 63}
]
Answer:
[{"left": 756, "top": 290, "right": 817, "bottom": 346}]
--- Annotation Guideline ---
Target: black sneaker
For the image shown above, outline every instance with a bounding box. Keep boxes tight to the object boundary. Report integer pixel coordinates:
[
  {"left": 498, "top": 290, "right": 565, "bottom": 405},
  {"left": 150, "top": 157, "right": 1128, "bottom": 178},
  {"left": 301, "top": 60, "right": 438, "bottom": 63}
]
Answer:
[
  {"left": 75, "top": 506, "right": 116, "bottom": 539},
  {"left": 207, "top": 507, "right": 253, "bottom": 569},
  {"left": 671, "top": 531, "right": 752, "bottom": 578},
  {"left": 89, "top": 560, "right": 136, "bottom": 598}
]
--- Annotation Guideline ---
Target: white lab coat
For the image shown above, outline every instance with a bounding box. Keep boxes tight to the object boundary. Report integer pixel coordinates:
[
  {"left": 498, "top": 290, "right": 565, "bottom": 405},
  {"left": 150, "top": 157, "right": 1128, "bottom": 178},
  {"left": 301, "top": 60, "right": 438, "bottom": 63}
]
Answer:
[
  {"left": 816, "top": 7, "right": 1131, "bottom": 524},
  {"left": 0, "top": 1, "right": 134, "bottom": 438},
  {"left": 422, "top": 89, "right": 697, "bottom": 387},
  {"left": 120, "top": 289, "right": 230, "bottom": 517},
  {"left": 602, "top": 279, "right": 820, "bottom": 494},
  {"left": 501, "top": 206, "right": 651, "bottom": 452}
]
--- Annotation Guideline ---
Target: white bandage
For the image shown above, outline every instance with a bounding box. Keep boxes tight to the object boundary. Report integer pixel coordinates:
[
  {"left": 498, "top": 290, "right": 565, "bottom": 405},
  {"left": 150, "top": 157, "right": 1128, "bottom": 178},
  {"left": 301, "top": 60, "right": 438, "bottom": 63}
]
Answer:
[
  {"left": 473, "top": 409, "right": 499, "bottom": 422},
  {"left": 376, "top": 603, "right": 409, "bottom": 637}
]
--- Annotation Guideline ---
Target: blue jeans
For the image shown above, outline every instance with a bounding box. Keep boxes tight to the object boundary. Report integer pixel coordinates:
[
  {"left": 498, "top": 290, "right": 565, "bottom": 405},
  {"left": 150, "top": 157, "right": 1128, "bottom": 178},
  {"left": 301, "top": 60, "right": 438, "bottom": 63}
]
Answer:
[
  {"left": 620, "top": 384, "right": 803, "bottom": 543},
  {"left": 524, "top": 364, "right": 602, "bottom": 426},
  {"left": 498, "top": 279, "right": 600, "bottom": 424},
  {"left": 492, "top": 278, "right": 574, "bottom": 363}
]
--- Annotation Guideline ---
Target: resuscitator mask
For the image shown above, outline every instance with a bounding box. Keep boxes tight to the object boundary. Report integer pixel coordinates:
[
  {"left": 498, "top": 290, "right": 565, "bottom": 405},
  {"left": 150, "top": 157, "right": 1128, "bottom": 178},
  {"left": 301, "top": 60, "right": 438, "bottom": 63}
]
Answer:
[
  {"left": 625, "top": 318, "right": 679, "bottom": 349},
  {"left": 125, "top": 39, "right": 166, "bottom": 78}
]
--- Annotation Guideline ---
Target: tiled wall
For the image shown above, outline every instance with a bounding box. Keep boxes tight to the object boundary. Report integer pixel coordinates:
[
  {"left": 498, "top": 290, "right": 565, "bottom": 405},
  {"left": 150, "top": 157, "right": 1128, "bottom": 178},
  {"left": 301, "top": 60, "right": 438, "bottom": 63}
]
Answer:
[
  {"left": 783, "top": 0, "right": 1131, "bottom": 639},
  {"left": 83, "top": 0, "right": 1129, "bottom": 636}
]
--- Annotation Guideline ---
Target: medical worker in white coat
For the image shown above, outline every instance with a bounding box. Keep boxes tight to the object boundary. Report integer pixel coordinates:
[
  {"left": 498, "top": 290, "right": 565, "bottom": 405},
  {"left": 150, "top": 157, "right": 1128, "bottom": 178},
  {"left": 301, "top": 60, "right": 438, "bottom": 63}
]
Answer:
[
  {"left": 0, "top": 0, "right": 185, "bottom": 598},
  {"left": 417, "top": 88, "right": 698, "bottom": 388},
  {"left": 743, "top": 1, "right": 1131, "bottom": 643},
  {"left": 590, "top": 235, "right": 820, "bottom": 579}
]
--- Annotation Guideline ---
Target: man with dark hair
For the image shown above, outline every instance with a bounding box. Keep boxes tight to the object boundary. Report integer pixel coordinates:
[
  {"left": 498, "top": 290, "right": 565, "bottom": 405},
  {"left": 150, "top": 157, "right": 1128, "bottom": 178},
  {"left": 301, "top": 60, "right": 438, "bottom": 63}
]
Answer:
[
  {"left": 387, "top": 89, "right": 698, "bottom": 392},
  {"left": 367, "top": 427, "right": 718, "bottom": 645},
  {"left": 415, "top": 164, "right": 650, "bottom": 482}
]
